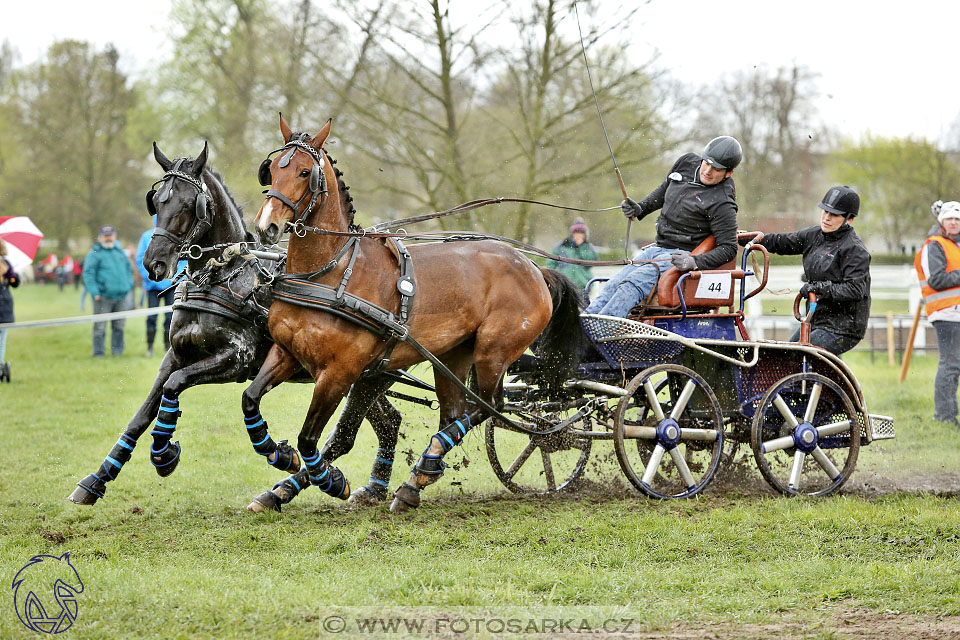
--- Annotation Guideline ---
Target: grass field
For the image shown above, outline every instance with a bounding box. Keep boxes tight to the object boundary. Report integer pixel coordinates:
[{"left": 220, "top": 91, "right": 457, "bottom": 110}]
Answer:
[{"left": 1, "top": 284, "right": 959, "bottom": 639}]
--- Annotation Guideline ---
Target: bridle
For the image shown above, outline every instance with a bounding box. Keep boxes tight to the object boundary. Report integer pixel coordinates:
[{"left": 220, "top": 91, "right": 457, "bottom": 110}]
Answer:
[
  {"left": 258, "top": 134, "right": 328, "bottom": 227},
  {"left": 146, "top": 158, "right": 212, "bottom": 257}
]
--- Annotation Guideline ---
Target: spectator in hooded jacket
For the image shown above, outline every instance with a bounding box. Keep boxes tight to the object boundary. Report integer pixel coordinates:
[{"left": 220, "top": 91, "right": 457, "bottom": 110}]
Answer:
[
  {"left": 915, "top": 200, "right": 960, "bottom": 427},
  {"left": 83, "top": 225, "right": 134, "bottom": 357},
  {"left": 758, "top": 186, "right": 871, "bottom": 356},
  {"left": 0, "top": 238, "right": 19, "bottom": 382},
  {"left": 547, "top": 217, "right": 598, "bottom": 294}
]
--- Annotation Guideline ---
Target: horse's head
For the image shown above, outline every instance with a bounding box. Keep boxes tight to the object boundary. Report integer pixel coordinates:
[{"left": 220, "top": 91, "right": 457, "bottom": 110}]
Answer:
[
  {"left": 255, "top": 114, "right": 336, "bottom": 245},
  {"left": 143, "top": 141, "right": 211, "bottom": 281}
]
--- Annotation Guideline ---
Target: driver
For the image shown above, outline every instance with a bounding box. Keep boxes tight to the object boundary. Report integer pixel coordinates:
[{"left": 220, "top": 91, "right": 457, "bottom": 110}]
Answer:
[
  {"left": 585, "top": 136, "right": 741, "bottom": 317},
  {"left": 757, "top": 186, "right": 872, "bottom": 356}
]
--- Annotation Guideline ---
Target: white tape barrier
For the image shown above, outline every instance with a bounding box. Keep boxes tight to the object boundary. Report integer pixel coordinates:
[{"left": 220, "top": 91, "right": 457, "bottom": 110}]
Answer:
[{"left": 0, "top": 306, "right": 174, "bottom": 331}]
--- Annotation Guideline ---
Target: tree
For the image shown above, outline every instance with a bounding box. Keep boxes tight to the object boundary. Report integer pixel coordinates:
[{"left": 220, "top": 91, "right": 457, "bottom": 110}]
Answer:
[
  {"left": 692, "top": 64, "right": 822, "bottom": 226},
  {"left": 1, "top": 41, "right": 142, "bottom": 249},
  {"left": 828, "top": 136, "right": 960, "bottom": 251},
  {"left": 481, "top": 0, "right": 675, "bottom": 244}
]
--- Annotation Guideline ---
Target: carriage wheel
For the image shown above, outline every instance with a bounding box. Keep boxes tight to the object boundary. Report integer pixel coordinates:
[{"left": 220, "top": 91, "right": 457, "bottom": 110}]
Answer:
[
  {"left": 484, "top": 391, "right": 593, "bottom": 494},
  {"left": 750, "top": 372, "right": 860, "bottom": 496},
  {"left": 614, "top": 364, "right": 724, "bottom": 499}
]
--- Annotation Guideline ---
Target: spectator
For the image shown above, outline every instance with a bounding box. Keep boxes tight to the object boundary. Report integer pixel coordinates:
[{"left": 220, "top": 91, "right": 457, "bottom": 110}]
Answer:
[
  {"left": 136, "top": 216, "right": 185, "bottom": 356},
  {"left": 73, "top": 258, "right": 83, "bottom": 290},
  {"left": 83, "top": 225, "right": 134, "bottom": 357},
  {"left": 0, "top": 238, "right": 19, "bottom": 382},
  {"left": 586, "top": 136, "right": 741, "bottom": 317},
  {"left": 547, "top": 217, "right": 598, "bottom": 294},
  {"left": 915, "top": 200, "right": 960, "bottom": 427},
  {"left": 758, "top": 186, "right": 871, "bottom": 356}
]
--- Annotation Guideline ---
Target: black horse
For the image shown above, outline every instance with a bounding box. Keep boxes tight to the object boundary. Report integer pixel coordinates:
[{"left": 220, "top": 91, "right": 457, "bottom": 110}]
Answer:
[{"left": 68, "top": 142, "right": 403, "bottom": 507}]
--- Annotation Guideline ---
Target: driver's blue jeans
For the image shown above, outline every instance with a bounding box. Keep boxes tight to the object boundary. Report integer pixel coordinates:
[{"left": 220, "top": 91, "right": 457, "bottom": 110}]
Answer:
[{"left": 585, "top": 245, "right": 678, "bottom": 317}]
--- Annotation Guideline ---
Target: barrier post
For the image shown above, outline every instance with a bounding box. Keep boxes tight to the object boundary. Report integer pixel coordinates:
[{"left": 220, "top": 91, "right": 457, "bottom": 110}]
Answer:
[{"left": 886, "top": 311, "right": 896, "bottom": 367}]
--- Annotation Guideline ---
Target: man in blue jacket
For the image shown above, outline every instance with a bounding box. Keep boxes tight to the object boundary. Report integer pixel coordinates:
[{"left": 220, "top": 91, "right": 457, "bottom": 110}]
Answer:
[
  {"left": 83, "top": 225, "right": 134, "bottom": 357},
  {"left": 136, "top": 216, "right": 185, "bottom": 356}
]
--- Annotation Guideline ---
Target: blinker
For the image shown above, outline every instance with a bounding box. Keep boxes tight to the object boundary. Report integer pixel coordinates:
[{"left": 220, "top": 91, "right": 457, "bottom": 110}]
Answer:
[{"left": 258, "top": 159, "right": 272, "bottom": 186}]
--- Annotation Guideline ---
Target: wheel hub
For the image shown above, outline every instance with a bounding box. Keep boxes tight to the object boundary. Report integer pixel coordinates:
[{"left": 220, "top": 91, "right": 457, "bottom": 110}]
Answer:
[
  {"left": 792, "top": 422, "right": 818, "bottom": 453},
  {"left": 656, "top": 417, "right": 682, "bottom": 450}
]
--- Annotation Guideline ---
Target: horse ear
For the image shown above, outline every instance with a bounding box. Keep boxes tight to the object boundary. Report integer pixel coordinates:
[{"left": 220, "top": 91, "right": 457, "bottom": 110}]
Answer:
[
  {"left": 310, "top": 118, "right": 332, "bottom": 150},
  {"left": 153, "top": 141, "right": 173, "bottom": 171},
  {"left": 194, "top": 141, "right": 209, "bottom": 174},
  {"left": 279, "top": 112, "right": 293, "bottom": 142}
]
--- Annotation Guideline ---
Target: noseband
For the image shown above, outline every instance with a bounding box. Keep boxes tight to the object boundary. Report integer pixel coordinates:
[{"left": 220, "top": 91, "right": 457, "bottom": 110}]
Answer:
[
  {"left": 259, "top": 134, "right": 328, "bottom": 227},
  {"left": 146, "top": 158, "right": 212, "bottom": 256}
]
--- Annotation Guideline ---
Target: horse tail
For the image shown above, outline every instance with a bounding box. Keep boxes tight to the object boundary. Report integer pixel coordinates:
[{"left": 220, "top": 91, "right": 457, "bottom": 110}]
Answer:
[{"left": 532, "top": 268, "right": 588, "bottom": 393}]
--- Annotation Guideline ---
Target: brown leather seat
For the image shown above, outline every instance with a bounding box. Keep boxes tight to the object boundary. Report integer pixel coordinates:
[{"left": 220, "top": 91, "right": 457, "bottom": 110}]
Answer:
[{"left": 630, "top": 236, "right": 741, "bottom": 317}]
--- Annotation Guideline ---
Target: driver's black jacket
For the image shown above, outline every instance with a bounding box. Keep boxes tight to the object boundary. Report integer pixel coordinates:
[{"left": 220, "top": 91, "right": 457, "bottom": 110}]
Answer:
[
  {"left": 634, "top": 153, "right": 739, "bottom": 270},
  {"left": 759, "top": 223, "right": 872, "bottom": 340}
]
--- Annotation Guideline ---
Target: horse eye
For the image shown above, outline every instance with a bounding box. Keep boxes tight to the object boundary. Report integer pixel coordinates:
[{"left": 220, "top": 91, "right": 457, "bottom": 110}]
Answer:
[{"left": 299, "top": 169, "right": 310, "bottom": 177}]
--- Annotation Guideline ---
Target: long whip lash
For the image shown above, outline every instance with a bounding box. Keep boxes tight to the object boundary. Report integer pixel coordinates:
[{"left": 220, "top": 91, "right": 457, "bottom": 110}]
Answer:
[{"left": 573, "top": 1, "right": 631, "bottom": 259}]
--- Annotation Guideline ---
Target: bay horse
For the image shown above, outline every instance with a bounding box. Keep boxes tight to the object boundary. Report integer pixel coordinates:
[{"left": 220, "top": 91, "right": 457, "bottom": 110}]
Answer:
[
  {"left": 68, "top": 142, "right": 402, "bottom": 506},
  {"left": 247, "top": 116, "right": 583, "bottom": 513}
]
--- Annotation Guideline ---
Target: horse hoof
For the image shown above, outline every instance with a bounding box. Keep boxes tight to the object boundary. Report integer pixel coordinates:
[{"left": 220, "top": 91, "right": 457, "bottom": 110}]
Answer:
[
  {"left": 247, "top": 490, "right": 282, "bottom": 513},
  {"left": 389, "top": 483, "right": 421, "bottom": 513},
  {"left": 151, "top": 441, "right": 181, "bottom": 478},
  {"left": 336, "top": 479, "right": 351, "bottom": 501},
  {"left": 347, "top": 485, "right": 387, "bottom": 506},
  {"left": 67, "top": 486, "right": 99, "bottom": 506}
]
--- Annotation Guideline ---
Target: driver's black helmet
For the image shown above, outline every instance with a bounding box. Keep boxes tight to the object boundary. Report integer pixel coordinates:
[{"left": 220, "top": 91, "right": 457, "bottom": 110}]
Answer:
[
  {"left": 818, "top": 185, "right": 860, "bottom": 218},
  {"left": 702, "top": 136, "right": 742, "bottom": 170}
]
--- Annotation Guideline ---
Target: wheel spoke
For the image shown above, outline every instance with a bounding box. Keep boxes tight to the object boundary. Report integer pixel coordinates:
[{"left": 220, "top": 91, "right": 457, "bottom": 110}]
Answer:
[
  {"left": 773, "top": 395, "right": 801, "bottom": 429},
  {"left": 641, "top": 443, "right": 666, "bottom": 485},
  {"left": 803, "top": 383, "right": 823, "bottom": 424},
  {"left": 761, "top": 434, "right": 795, "bottom": 453},
  {"left": 816, "top": 420, "right": 852, "bottom": 437},
  {"left": 811, "top": 446, "right": 841, "bottom": 481},
  {"left": 643, "top": 379, "right": 665, "bottom": 421},
  {"left": 788, "top": 449, "right": 805, "bottom": 490},
  {"left": 621, "top": 424, "right": 657, "bottom": 439},
  {"left": 669, "top": 379, "right": 697, "bottom": 419},
  {"left": 668, "top": 446, "right": 697, "bottom": 489},
  {"left": 679, "top": 428, "right": 719, "bottom": 442},
  {"left": 541, "top": 449, "right": 556, "bottom": 491},
  {"left": 504, "top": 440, "right": 538, "bottom": 480}
]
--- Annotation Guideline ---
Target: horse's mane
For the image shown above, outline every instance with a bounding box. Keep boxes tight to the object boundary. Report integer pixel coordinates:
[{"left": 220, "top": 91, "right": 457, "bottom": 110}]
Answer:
[{"left": 287, "top": 131, "right": 356, "bottom": 228}]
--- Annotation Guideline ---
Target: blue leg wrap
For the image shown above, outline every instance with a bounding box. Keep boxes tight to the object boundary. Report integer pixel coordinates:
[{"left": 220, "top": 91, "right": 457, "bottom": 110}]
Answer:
[
  {"left": 243, "top": 411, "right": 278, "bottom": 458},
  {"left": 431, "top": 414, "right": 472, "bottom": 453},
  {"left": 150, "top": 397, "right": 182, "bottom": 476},
  {"left": 416, "top": 415, "right": 473, "bottom": 476},
  {"left": 369, "top": 447, "right": 394, "bottom": 491},
  {"left": 304, "top": 452, "right": 348, "bottom": 499},
  {"left": 151, "top": 396, "right": 181, "bottom": 450}
]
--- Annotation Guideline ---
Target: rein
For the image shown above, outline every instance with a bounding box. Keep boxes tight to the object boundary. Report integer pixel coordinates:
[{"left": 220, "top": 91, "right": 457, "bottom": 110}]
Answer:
[{"left": 284, "top": 218, "right": 669, "bottom": 268}]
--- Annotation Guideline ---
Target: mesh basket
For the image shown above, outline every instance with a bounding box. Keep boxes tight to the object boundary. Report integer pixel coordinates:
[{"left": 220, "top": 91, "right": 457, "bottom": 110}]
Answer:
[
  {"left": 581, "top": 314, "right": 683, "bottom": 368},
  {"left": 868, "top": 414, "right": 896, "bottom": 440}
]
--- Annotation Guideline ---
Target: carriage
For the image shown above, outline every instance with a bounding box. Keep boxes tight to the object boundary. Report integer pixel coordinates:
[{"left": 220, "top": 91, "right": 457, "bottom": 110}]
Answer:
[
  {"left": 482, "top": 233, "right": 896, "bottom": 499},
  {"left": 71, "top": 126, "right": 894, "bottom": 512}
]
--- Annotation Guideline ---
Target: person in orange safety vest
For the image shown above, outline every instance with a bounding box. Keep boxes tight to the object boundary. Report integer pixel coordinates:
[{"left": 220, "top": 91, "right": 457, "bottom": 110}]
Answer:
[{"left": 915, "top": 200, "right": 960, "bottom": 426}]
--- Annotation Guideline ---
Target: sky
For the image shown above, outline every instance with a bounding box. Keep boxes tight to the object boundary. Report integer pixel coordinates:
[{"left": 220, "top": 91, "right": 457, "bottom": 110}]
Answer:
[{"left": 4, "top": 0, "right": 958, "bottom": 144}]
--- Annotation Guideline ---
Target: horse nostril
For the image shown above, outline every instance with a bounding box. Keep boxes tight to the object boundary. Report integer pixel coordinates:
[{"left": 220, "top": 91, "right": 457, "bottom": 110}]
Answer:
[{"left": 151, "top": 262, "right": 167, "bottom": 281}]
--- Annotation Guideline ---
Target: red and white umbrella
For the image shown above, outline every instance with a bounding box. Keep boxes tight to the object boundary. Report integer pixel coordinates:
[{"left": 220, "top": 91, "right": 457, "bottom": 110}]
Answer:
[{"left": 0, "top": 216, "right": 44, "bottom": 271}]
